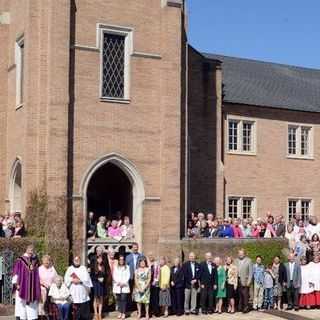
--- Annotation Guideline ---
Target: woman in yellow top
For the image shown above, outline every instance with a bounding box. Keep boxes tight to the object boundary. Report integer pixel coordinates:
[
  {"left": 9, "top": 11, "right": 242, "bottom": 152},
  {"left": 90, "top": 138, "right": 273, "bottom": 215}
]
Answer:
[{"left": 158, "top": 256, "right": 171, "bottom": 317}]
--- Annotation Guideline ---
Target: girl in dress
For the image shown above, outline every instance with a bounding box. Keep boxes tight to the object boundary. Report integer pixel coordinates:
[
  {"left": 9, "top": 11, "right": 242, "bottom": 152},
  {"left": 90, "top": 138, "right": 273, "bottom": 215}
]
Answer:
[
  {"left": 215, "top": 257, "right": 226, "bottom": 314},
  {"left": 113, "top": 255, "right": 130, "bottom": 320},
  {"left": 225, "top": 256, "right": 237, "bottom": 314},
  {"left": 91, "top": 254, "right": 108, "bottom": 320},
  {"left": 134, "top": 257, "right": 151, "bottom": 319},
  {"left": 299, "top": 256, "right": 315, "bottom": 309},
  {"left": 158, "top": 256, "right": 171, "bottom": 317},
  {"left": 38, "top": 255, "right": 58, "bottom": 319}
]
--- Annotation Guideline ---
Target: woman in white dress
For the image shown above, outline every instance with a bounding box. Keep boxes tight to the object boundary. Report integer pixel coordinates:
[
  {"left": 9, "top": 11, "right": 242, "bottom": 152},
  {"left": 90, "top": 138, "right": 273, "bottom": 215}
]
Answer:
[{"left": 113, "top": 255, "right": 130, "bottom": 320}]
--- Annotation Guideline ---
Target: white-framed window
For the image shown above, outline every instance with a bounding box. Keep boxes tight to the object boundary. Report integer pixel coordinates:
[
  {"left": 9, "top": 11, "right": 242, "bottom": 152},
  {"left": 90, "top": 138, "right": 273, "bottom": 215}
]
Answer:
[
  {"left": 287, "top": 124, "right": 313, "bottom": 158},
  {"left": 98, "top": 24, "right": 133, "bottom": 101},
  {"left": 15, "top": 35, "right": 24, "bottom": 107},
  {"left": 227, "top": 116, "right": 256, "bottom": 154},
  {"left": 227, "top": 196, "right": 256, "bottom": 219},
  {"left": 288, "top": 198, "right": 312, "bottom": 222}
]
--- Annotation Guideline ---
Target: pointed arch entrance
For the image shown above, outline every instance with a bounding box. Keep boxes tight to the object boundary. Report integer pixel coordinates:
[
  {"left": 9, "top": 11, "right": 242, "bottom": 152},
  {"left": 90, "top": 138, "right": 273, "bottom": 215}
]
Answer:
[
  {"left": 9, "top": 159, "right": 22, "bottom": 213},
  {"left": 80, "top": 153, "right": 145, "bottom": 253}
]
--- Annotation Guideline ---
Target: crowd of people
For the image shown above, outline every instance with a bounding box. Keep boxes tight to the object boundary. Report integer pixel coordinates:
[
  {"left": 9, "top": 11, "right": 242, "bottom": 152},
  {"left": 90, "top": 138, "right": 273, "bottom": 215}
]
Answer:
[
  {"left": 11, "top": 239, "right": 320, "bottom": 320},
  {"left": 187, "top": 212, "right": 320, "bottom": 243},
  {"left": 187, "top": 212, "right": 287, "bottom": 239},
  {"left": 0, "top": 212, "right": 27, "bottom": 238},
  {"left": 87, "top": 211, "right": 134, "bottom": 241}
]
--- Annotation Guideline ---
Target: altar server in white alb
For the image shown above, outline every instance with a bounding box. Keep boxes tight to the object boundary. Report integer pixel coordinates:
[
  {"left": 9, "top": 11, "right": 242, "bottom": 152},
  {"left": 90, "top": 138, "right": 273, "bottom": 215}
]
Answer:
[
  {"left": 309, "top": 255, "right": 320, "bottom": 305},
  {"left": 64, "top": 256, "right": 93, "bottom": 320},
  {"left": 12, "top": 245, "right": 41, "bottom": 320},
  {"left": 299, "top": 257, "right": 315, "bottom": 308}
]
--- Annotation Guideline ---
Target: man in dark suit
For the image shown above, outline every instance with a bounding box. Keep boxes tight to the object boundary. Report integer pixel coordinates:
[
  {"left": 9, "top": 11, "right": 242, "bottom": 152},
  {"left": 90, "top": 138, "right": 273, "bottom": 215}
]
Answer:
[
  {"left": 199, "top": 252, "right": 217, "bottom": 314},
  {"left": 284, "top": 253, "right": 301, "bottom": 311},
  {"left": 182, "top": 252, "right": 200, "bottom": 315}
]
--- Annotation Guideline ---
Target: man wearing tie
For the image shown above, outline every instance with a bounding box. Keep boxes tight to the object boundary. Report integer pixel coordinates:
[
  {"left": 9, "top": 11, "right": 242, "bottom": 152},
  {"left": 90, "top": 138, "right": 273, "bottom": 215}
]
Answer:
[
  {"left": 284, "top": 253, "right": 301, "bottom": 311},
  {"left": 199, "top": 252, "right": 217, "bottom": 314},
  {"left": 182, "top": 252, "right": 200, "bottom": 315}
]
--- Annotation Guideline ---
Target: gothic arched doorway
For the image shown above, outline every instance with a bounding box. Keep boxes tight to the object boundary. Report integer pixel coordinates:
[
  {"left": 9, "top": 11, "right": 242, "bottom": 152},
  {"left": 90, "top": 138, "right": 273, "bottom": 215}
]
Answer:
[
  {"left": 87, "top": 162, "right": 133, "bottom": 222},
  {"left": 81, "top": 153, "right": 145, "bottom": 257}
]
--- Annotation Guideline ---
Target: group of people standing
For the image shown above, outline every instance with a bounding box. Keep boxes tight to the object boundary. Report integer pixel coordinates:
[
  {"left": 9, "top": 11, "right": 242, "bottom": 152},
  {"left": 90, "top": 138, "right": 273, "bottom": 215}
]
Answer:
[{"left": 11, "top": 242, "right": 320, "bottom": 320}]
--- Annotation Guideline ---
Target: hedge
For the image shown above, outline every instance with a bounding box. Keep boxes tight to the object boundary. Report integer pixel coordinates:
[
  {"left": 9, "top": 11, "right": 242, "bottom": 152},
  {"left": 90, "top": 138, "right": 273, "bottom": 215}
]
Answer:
[
  {"left": 159, "top": 238, "right": 289, "bottom": 265},
  {"left": 0, "top": 237, "right": 69, "bottom": 275}
]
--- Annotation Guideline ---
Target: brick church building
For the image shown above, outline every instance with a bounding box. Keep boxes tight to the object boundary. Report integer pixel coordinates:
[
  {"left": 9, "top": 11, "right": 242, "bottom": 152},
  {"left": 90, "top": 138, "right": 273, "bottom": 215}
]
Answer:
[{"left": 1, "top": 0, "right": 320, "bottom": 258}]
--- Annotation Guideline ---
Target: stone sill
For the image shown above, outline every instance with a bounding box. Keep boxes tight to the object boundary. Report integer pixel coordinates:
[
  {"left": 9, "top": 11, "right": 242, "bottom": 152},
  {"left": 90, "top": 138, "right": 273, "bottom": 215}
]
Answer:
[{"left": 100, "top": 97, "right": 130, "bottom": 104}]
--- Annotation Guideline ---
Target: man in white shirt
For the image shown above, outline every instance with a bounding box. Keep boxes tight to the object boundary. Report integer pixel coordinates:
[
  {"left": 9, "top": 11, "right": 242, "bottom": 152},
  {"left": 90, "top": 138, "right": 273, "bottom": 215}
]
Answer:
[
  {"left": 182, "top": 252, "right": 200, "bottom": 315},
  {"left": 64, "top": 256, "right": 92, "bottom": 320}
]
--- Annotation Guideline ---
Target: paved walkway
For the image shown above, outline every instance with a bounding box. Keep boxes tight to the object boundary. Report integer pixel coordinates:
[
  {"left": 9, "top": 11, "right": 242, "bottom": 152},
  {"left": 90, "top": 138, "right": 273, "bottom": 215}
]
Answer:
[{"left": 0, "top": 310, "right": 318, "bottom": 320}]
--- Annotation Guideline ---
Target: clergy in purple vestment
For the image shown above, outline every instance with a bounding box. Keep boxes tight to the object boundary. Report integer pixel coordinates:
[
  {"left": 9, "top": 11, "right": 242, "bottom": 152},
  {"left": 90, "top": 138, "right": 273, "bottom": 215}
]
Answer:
[{"left": 12, "top": 244, "right": 41, "bottom": 320}]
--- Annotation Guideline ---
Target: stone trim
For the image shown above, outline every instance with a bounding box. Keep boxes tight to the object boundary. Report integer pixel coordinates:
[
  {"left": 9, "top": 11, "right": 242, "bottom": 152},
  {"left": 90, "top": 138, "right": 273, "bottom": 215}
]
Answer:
[
  {"left": 73, "top": 44, "right": 99, "bottom": 52},
  {"left": 132, "top": 52, "right": 162, "bottom": 60},
  {"left": 145, "top": 197, "right": 161, "bottom": 201}
]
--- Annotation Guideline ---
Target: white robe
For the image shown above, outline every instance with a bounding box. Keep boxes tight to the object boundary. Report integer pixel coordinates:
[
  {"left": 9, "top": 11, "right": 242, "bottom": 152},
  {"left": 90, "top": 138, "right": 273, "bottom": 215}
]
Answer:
[
  {"left": 309, "top": 262, "right": 320, "bottom": 291},
  {"left": 300, "top": 264, "right": 314, "bottom": 294},
  {"left": 64, "top": 265, "right": 93, "bottom": 304}
]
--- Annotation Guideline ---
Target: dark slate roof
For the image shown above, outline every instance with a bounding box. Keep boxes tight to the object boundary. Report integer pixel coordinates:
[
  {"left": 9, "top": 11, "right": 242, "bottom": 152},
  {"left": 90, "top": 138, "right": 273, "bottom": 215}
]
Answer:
[{"left": 203, "top": 53, "right": 320, "bottom": 113}]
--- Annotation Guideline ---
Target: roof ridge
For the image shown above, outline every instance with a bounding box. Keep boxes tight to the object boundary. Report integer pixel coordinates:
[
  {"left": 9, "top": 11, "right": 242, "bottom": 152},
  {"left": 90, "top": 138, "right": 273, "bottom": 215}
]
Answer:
[{"left": 203, "top": 52, "right": 320, "bottom": 72}]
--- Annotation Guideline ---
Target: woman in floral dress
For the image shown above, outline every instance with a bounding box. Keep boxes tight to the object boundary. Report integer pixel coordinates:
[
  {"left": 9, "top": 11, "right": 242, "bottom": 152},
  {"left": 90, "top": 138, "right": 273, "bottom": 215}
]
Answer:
[{"left": 134, "top": 257, "right": 151, "bottom": 319}]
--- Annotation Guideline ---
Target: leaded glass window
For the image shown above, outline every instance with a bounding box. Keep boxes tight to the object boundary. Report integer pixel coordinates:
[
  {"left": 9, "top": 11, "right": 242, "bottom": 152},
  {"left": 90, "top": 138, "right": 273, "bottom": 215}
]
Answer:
[{"left": 102, "top": 33, "right": 125, "bottom": 99}]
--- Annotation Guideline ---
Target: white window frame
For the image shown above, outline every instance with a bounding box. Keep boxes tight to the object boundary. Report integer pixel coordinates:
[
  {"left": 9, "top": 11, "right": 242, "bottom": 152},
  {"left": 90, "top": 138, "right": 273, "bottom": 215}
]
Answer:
[
  {"left": 226, "top": 195, "right": 256, "bottom": 219},
  {"left": 287, "top": 123, "right": 313, "bottom": 159},
  {"left": 226, "top": 115, "right": 257, "bottom": 155},
  {"left": 287, "top": 198, "right": 313, "bottom": 222},
  {"left": 15, "top": 35, "right": 24, "bottom": 108},
  {"left": 97, "top": 24, "right": 133, "bottom": 103}
]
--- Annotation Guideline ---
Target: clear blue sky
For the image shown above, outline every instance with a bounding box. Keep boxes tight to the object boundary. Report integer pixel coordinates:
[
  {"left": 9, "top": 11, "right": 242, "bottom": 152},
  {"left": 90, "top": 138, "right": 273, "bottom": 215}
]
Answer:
[{"left": 187, "top": 0, "right": 320, "bottom": 69}]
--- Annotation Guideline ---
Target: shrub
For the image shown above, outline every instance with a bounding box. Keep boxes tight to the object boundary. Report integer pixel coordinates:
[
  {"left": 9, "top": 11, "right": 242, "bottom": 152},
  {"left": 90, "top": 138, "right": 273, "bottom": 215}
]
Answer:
[
  {"left": 0, "top": 238, "right": 69, "bottom": 275},
  {"left": 25, "top": 187, "right": 48, "bottom": 238},
  {"left": 242, "top": 240, "right": 287, "bottom": 265}
]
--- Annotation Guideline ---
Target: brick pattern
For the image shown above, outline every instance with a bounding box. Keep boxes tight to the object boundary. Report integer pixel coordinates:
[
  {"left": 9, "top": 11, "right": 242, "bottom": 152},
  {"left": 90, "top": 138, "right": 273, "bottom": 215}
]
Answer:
[{"left": 1, "top": 0, "right": 184, "bottom": 257}]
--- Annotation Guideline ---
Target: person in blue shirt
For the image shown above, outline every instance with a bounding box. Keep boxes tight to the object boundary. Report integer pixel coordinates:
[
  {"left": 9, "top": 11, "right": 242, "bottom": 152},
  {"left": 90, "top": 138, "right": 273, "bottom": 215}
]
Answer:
[
  {"left": 218, "top": 219, "right": 234, "bottom": 238},
  {"left": 253, "top": 256, "right": 265, "bottom": 310}
]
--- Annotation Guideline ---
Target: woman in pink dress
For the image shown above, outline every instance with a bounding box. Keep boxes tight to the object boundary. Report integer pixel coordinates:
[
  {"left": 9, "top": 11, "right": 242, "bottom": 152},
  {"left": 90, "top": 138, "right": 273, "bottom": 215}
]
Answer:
[
  {"left": 108, "top": 220, "right": 122, "bottom": 241},
  {"left": 38, "top": 255, "right": 58, "bottom": 319}
]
